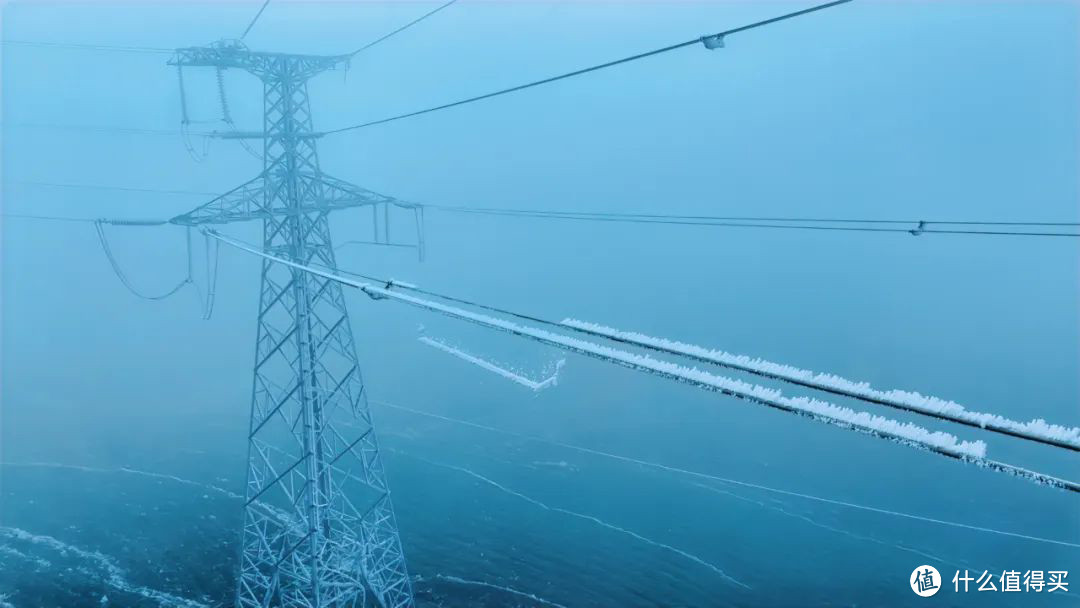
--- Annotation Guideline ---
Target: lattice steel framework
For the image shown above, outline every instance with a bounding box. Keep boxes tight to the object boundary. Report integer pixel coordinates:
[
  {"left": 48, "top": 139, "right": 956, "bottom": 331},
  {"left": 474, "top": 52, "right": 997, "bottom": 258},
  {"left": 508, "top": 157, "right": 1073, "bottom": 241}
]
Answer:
[{"left": 169, "top": 41, "right": 414, "bottom": 608}]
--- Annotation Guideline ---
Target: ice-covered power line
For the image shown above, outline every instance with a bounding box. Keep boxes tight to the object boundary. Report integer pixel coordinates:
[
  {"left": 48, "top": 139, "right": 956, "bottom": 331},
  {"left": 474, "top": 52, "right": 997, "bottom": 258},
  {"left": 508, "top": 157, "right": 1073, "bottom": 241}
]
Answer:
[
  {"left": 562, "top": 320, "right": 1080, "bottom": 451},
  {"left": 205, "top": 229, "right": 1080, "bottom": 493},
  {"left": 419, "top": 336, "right": 564, "bottom": 391},
  {"left": 208, "top": 230, "right": 983, "bottom": 457},
  {"left": 373, "top": 400, "right": 1080, "bottom": 549},
  {"left": 389, "top": 292, "right": 992, "bottom": 459},
  {"left": 321, "top": 0, "right": 855, "bottom": 135},
  {"left": 349, "top": 0, "right": 459, "bottom": 56}
]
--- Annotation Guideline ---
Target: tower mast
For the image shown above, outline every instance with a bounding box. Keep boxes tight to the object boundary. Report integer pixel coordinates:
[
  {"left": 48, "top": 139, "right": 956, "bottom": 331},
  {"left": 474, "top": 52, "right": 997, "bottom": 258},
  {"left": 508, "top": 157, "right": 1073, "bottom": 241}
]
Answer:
[{"left": 169, "top": 41, "right": 415, "bottom": 608}]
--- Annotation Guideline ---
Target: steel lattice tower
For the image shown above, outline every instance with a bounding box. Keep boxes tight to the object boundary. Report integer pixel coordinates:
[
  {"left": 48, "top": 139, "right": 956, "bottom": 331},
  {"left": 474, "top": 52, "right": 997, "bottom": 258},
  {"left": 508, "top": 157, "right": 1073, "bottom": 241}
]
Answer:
[{"left": 169, "top": 41, "right": 415, "bottom": 608}]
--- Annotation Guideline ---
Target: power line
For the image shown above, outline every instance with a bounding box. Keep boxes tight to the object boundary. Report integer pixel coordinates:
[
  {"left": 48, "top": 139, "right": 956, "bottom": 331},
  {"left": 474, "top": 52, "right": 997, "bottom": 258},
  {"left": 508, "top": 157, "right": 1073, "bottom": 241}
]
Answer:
[
  {"left": 3, "top": 213, "right": 171, "bottom": 226},
  {"left": 349, "top": 0, "right": 459, "bottom": 56},
  {"left": 3, "top": 122, "right": 215, "bottom": 138},
  {"left": 0, "top": 40, "right": 172, "bottom": 54},
  {"left": 4, "top": 0, "right": 455, "bottom": 58},
  {"left": 241, "top": 0, "right": 273, "bottom": 40},
  {"left": 432, "top": 206, "right": 1080, "bottom": 238},
  {"left": 321, "top": 0, "right": 854, "bottom": 135},
  {"left": 427, "top": 204, "right": 1080, "bottom": 228},
  {"left": 12, "top": 180, "right": 218, "bottom": 197},
  {"left": 8, "top": 181, "right": 1077, "bottom": 238},
  {"left": 2, "top": 213, "right": 98, "bottom": 223}
]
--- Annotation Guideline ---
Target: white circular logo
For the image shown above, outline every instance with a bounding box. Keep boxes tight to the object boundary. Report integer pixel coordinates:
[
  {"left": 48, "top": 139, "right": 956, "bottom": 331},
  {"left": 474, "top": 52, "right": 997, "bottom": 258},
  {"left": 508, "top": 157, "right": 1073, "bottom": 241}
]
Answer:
[{"left": 911, "top": 565, "right": 941, "bottom": 597}]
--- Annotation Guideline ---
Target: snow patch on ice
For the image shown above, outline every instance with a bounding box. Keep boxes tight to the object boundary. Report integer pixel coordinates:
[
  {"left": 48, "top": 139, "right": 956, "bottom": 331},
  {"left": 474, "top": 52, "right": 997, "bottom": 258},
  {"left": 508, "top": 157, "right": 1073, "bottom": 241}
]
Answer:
[
  {"left": 0, "top": 544, "right": 51, "bottom": 569},
  {"left": 531, "top": 460, "right": 580, "bottom": 473},
  {"left": 0, "top": 527, "right": 206, "bottom": 608}
]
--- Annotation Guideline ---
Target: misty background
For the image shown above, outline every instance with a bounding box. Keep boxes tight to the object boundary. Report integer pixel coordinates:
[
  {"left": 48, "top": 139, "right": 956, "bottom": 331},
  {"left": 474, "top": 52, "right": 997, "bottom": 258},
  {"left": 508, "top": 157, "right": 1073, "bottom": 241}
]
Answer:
[{"left": 1, "top": 1, "right": 1078, "bottom": 606}]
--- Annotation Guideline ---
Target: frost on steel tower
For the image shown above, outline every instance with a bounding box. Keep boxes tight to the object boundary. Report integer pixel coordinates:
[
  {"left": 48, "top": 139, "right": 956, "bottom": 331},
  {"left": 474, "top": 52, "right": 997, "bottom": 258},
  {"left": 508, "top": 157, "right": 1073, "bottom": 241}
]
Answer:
[{"left": 168, "top": 40, "right": 416, "bottom": 608}]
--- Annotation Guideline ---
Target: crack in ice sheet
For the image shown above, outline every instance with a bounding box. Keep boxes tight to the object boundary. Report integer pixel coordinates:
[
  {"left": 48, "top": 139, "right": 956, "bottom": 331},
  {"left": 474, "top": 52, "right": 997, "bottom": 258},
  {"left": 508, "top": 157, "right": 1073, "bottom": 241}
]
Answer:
[
  {"left": 2, "top": 462, "right": 241, "bottom": 499},
  {"left": 376, "top": 401, "right": 1080, "bottom": 550},
  {"left": 394, "top": 450, "right": 750, "bottom": 590},
  {"left": 692, "top": 483, "right": 975, "bottom": 572},
  {"left": 415, "top": 574, "right": 569, "bottom": 608},
  {"left": 0, "top": 527, "right": 206, "bottom": 608},
  {"left": 1, "top": 462, "right": 297, "bottom": 531}
]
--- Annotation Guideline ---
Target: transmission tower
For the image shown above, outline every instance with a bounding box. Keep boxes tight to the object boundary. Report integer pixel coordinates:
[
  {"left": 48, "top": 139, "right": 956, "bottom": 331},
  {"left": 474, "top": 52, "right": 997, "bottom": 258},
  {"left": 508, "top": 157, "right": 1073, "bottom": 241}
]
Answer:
[{"left": 169, "top": 40, "right": 415, "bottom": 608}]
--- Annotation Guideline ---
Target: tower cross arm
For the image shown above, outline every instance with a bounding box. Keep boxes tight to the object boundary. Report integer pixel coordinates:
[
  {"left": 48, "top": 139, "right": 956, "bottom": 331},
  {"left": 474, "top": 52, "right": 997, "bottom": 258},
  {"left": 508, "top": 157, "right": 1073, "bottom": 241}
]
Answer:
[
  {"left": 170, "top": 175, "right": 268, "bottom": 226},
  {"left": 169, "top": 173, "right": 416, "bottom": 226},
  {"left": 319, "top": 174, "right": 418, "bottom": 210},
  {"left": 168, "top": 42, "right": 348, "bottom": 80}
]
